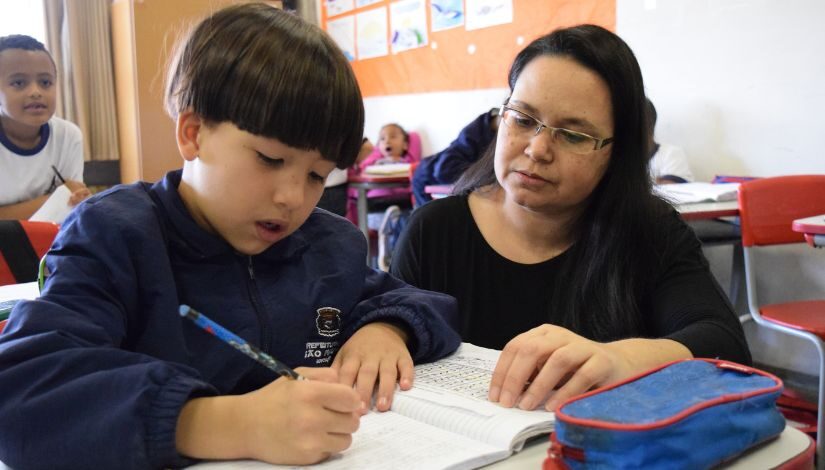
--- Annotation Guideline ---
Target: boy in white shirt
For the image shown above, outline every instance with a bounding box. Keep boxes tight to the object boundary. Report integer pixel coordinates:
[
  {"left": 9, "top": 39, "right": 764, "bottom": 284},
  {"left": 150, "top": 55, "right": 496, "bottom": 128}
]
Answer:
[{"left": 0, "top": 34, "right": 90, "bottom": 219}]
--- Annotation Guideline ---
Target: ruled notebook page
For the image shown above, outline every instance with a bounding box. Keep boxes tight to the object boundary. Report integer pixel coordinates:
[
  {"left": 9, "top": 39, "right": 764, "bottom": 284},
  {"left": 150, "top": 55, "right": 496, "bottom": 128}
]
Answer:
[{"left": 394, "top": 343, "right": 555, "bottom": 450}]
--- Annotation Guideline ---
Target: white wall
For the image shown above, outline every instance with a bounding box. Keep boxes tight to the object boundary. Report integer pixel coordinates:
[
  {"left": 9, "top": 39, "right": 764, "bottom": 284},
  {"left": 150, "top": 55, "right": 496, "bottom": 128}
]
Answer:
[
  {"left": 618, "top": 0, "right": 825, "bottom": 181},
  {"left": 364, "top": 88, "right": 508, "bottom": 157}
]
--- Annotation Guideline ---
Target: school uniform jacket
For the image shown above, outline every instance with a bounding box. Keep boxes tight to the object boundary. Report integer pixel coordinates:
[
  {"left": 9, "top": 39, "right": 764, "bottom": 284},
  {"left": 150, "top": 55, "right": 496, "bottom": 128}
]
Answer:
[{"left": 0, "top": 170, "right": 460, "bottom": 470}]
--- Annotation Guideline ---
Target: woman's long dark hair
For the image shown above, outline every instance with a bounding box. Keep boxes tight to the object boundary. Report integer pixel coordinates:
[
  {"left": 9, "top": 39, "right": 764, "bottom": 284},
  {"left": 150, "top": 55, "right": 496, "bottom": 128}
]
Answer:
[{"left": 454, "top": 25, "right": 659, "bottom": 341}]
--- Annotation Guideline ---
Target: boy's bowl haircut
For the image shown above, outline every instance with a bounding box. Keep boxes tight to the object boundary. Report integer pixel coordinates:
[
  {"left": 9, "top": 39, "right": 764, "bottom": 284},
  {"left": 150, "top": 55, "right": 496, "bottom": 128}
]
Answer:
[{"left": 164, "top": 3, "right": 364, "bottom": 168}]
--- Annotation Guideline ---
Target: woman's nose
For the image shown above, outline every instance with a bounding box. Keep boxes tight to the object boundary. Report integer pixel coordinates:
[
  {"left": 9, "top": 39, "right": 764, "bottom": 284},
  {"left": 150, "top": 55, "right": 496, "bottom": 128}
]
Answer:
[{"left": 524, "top": 129, "right": 554, "bottom": 162}]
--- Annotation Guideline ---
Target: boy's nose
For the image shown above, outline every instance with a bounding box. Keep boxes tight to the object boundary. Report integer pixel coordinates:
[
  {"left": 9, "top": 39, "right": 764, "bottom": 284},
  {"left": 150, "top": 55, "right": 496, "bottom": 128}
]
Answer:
[{"left": 272, "top": 177, "right": 306, "bottom": 210}]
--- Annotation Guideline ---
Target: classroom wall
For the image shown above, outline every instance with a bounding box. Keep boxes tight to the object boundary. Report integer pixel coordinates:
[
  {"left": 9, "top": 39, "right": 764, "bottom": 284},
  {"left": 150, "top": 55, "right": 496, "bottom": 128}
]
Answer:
[
  {"left": 111, "top": 0, "right": 258, "bottom": 183},
  {"left": 364, "top": 0, "right": 825, "bottom": 174}
]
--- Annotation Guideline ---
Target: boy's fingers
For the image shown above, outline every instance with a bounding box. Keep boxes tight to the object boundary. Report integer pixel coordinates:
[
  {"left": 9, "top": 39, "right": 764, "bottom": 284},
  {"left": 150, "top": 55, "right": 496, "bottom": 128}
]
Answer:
[
  {"left": 397, "top": 356, "right": 414, "bottom": 390},
  {"left": 374, "top": 359, "right": 400, "bottom": 411}
]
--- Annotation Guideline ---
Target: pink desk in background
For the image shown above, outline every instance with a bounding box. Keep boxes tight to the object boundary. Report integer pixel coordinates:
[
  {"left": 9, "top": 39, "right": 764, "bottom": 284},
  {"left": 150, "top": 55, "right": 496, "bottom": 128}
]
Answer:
[
  {"left": 792, "top": 214, "right": 825, "bottom": 248},
  {"left": 424, "top": 184, "right": 453, "bottom": 199},
  {"left": 347, "top": 174, "right": 410, "bottom": 242}
]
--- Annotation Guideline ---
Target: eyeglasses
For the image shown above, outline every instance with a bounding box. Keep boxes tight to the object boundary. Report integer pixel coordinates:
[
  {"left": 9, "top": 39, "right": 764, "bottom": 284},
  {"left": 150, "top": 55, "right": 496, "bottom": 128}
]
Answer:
[{"left": 499, "top": 104, "right": 613, "bottom": 155}]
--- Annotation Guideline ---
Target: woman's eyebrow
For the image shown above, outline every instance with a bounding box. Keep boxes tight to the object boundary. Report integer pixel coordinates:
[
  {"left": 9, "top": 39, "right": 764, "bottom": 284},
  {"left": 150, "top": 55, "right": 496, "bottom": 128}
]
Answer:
[{"left": 510, "top": 99, "right": 602, "bottom": 134}]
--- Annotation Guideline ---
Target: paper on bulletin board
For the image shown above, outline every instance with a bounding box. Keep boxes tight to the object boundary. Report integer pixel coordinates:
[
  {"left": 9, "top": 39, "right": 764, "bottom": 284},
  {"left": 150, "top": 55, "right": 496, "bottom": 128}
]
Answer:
[
  {"left": 356, "top": 0, "right": 381, "bottom": 7},
  {"left": 390, "top": 0, "right": 428, "bottom": 53},
  {"left": 328, "top": 15, "right": 356, "bottom": 61},
  {"left": 357, "top": 7, "right": 389, "bottom": 60},
  {"left": 326, "top": 0, "right": 354, "bottom": 17},
  {"left": 465, "top": 0, "right": 513, "bottom": 31},
  {"left": 431, "top": 0, "right": 464, "bottom": 32}
]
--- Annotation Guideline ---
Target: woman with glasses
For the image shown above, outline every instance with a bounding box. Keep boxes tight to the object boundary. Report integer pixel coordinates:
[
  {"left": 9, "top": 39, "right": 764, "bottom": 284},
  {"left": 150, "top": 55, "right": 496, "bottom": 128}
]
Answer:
[{"left": 390, "top": 25, "right": 749, "bottom": 412}]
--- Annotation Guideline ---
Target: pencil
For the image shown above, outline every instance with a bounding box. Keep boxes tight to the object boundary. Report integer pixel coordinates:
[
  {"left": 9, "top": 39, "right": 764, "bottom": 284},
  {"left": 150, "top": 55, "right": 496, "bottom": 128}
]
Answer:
[
  {"left": 51, "top": 165, "right": 67, "bottom": 185},
  {"left": 179, "top": 304, "right": 305, "bottom": 380}
]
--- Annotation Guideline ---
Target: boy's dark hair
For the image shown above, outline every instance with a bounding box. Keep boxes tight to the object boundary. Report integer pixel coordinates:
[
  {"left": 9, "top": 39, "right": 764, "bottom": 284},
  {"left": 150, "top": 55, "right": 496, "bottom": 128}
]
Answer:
[
  {"left": 381, "top": 123, "right": 409, "bottom": 143},
  {"left": 165, "top": 3, "right": 364, "bottom": 169},
  {"left": 0, "top": 35, "right": 55, "bottom": 69},
  {"left": 454, "top": 25, "right": 664, "bottom": 342}
]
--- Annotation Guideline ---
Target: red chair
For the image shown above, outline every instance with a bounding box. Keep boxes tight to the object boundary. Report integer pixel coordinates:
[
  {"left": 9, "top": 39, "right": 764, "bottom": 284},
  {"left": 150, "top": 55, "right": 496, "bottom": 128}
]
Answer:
[
  {"left": 0, "top": 319, "right": 7, "bottom": 334},
  {"left": 0, "top": 220, "right": 59, "bottom": 286},
  {"left": 738, "top": 175, "right": 825, "bottom": 466}
]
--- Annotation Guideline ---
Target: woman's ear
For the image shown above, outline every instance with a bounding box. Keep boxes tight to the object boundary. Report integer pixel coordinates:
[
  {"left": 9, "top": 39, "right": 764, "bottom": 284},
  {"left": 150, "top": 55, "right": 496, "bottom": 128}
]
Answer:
[{"left": 176, "top": 111, "right": 203, "bottom": 162}]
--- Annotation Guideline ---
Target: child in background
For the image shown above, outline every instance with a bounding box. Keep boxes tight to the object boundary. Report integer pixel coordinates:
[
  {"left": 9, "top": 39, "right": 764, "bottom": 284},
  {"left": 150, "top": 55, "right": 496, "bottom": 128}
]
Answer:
[
  {"left": 347, "top": 123, "right": 420, "bottom": 224},
  {"left": 359, "top": 123, "right": 413, "bottom": 167},
  {"left": 0, "top": 4, "right": 459, "bottom": 469},
  {"left": 0, "top": 34, "right": 90, "bottom": 219},
  {"left": 646, "top": 97, "right": 693, "bottom": 184}
]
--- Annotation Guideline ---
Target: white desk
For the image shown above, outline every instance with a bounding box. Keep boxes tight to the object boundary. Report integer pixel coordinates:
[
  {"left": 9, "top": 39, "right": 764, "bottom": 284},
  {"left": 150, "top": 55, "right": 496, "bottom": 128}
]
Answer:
[
  {"left": 0, "top": 282, "right": 39, "bottom": 301},
  {"left": 0, "top": 426, "right": 810, "bottom": 470},
  {"left": 676, "top": 200, "right": 739, "bottom": 220},
  {"left": 1, "top": 282, "right": 813, "bottom": 469},
  {"left": 792, "top": 214, "right": 825, "bottom": 248},
  {"left": 487, "top": 426, "right": 812, "bottom": 469}
]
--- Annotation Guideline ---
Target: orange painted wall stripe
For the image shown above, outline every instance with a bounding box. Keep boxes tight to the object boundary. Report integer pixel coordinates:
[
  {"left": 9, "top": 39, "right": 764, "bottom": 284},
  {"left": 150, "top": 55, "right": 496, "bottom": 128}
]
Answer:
[{"left": 322, "top": 0, "right": 616, "bottom": 97}]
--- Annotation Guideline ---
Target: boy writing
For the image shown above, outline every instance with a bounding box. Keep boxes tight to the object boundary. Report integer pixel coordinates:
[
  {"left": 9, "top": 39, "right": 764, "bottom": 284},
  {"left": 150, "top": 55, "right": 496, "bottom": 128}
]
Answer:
[
  {"left": 0, "top": 4, "right": 460, "bottom": 469},
  {"left": 0, "top": 34, "right": 90, "bottom": 219}
]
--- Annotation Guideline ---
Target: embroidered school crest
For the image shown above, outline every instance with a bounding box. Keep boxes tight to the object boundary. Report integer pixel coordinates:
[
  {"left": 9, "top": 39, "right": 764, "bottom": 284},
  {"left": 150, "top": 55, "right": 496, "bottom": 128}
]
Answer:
[{"left": 316, "top": 307, "right": 341, "bottom": 337}]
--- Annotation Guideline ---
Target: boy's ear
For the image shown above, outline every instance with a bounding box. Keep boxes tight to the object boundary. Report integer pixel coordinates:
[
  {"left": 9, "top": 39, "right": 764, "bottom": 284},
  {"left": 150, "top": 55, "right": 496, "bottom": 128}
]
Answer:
[{"left": 176, "top": 111, "right": 202, "bottom": 162}]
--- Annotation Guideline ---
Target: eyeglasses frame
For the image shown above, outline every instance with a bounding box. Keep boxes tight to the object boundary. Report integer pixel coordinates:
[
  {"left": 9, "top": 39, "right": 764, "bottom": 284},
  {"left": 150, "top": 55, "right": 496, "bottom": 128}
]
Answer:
[{"left": 499, "top": 104, "right": 614, "bottom": 152}]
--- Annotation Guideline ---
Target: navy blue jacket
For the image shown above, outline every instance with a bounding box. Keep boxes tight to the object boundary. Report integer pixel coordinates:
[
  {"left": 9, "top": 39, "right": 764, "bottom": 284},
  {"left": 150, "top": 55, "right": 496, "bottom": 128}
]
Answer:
[
  {"left": 411, "top": 110, "right": 497, "bottom": 206},
  {"left": 0, "top": 171, "right": 460, "bottom": 470}
]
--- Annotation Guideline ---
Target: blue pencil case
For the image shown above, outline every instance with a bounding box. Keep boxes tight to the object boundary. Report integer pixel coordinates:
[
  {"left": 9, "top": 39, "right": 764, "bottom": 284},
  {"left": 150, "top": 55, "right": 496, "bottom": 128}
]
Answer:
[{"left": 548, "top": 359, "right": 785, "bottom": 469}]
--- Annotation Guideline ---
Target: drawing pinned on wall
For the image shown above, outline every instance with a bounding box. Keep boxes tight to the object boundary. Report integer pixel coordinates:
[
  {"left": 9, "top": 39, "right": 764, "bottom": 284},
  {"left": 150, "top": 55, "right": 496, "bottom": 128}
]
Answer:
[
  {"left": 431, "top": 0, "right": 464, "bottom": 32},
  {"left": 327, "top": 15, "right": 356, "bottom": 61},
  {"left": 356, "top": 7, "right": 389, "bottom": 60},
  {"left": 356, "top": 0, "right": 382, "bottom": 7},
  {"left": 390, "top": 0, "right": 428, "bottom": 53},
  {"left": 326, "top": 0, "right": 354, "bottom": 17},
  {"left": 465, "top": 0, "right": 513, "bottom": 31}
]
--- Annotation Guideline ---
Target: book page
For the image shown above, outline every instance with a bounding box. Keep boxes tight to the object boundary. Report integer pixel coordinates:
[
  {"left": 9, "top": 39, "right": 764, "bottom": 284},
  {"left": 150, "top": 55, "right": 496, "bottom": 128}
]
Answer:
[
  {"left": 394, "top": 344, "right": 555, "bottom": 450},
  {"left": 29, "top": 185, "right": 72, "bottom": 224},
  {"left": 654, "top": 182, "right": 740, "bottom": 204},
  {"left": 190, "top": 412, "right": 507, "bottom": 470}
]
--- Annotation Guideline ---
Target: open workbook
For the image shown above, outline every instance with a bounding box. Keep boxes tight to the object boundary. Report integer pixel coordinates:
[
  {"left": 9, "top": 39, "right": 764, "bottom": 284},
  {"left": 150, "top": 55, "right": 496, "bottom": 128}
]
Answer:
[
  {"left": 191, "top": 343, "right": 555, "bottom": 470},
  {"left": 654, "top": 182, "right": 740, "bottom": 204}
]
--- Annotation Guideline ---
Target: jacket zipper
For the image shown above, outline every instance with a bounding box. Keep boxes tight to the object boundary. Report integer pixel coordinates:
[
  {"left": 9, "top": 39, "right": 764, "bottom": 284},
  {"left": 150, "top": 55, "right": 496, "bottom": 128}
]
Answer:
[{"left": 245, "top": 256, "right": 271, "bottom": 353}]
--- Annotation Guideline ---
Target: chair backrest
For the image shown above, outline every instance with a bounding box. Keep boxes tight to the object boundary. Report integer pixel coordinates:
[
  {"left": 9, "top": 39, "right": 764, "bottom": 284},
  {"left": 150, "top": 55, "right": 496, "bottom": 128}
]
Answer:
[
  {"left": 738, "top": 175, "right": 825, "bottom": 247},
  {"left": 0, "top": 220, "right": 60, "bottom": 286}
]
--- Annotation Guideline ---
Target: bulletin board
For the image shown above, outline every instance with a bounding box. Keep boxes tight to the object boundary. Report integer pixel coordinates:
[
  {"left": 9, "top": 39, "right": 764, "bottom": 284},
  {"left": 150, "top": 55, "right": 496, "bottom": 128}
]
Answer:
[{"left": 321, "top": 0, "right": 616, "bottom": 97}]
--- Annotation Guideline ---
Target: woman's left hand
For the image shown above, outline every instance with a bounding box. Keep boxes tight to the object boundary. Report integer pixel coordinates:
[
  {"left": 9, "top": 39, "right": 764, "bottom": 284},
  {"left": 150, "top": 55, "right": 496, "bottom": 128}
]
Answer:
[
  {"left": 488, "top": 324, "right": 632, "bottom": 412},
  {"left": 333, "top": 322, "right": 414, "bottom": 414}
]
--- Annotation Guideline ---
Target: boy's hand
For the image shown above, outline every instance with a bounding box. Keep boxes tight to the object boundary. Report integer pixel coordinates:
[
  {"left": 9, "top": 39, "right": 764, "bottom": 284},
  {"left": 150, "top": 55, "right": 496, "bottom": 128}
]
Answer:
[
  {"left": 64, "top": 180, "right": 92, "bottom": 206},
  {"left": 333, "top": 322, "right": 413, "bottom": 413},
  {"left": 176, "top": 367, "right": 361, "bottom": 465}
]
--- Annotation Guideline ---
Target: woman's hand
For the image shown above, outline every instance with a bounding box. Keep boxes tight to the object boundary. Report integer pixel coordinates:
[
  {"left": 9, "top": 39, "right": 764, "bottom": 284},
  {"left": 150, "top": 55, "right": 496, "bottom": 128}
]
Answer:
[
  {"left": 489, "top": 324, "right": 692, "bottom": 411},
  {"left": 333, "top": 322, "right": 414, "bottom": 413}
]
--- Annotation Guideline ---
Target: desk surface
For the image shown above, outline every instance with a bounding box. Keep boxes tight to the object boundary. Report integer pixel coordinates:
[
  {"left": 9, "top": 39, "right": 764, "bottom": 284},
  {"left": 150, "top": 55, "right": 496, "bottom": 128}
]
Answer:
[
  {"left": 348, "top": 174, "right": 410, "bottom": 185},
  {"left": 0, "top": 282, "right": 38, "bottom": 302},
  {"left": 0, "top": 282, "right": 813, "bottom": 470},
  {"left": 792, "top": 214, "right": 825, "bottom": 235},
  {"left": 675, "top": 200, "right": 739, "bottom": 220},
  {"left": 486, "top": 426, "right": 812, "bottom": 469},
  {"left": 0, "top": 426, "right": 810, "bottom": 470}
]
